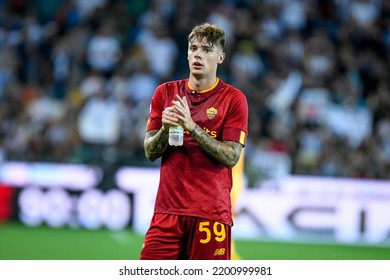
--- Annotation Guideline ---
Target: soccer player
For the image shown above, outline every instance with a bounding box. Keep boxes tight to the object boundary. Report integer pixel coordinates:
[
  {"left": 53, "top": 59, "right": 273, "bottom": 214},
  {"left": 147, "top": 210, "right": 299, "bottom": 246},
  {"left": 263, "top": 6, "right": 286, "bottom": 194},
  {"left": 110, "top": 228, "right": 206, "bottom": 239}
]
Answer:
[{"left": 140, "top": 22, "right": 249, "bottom": 260}]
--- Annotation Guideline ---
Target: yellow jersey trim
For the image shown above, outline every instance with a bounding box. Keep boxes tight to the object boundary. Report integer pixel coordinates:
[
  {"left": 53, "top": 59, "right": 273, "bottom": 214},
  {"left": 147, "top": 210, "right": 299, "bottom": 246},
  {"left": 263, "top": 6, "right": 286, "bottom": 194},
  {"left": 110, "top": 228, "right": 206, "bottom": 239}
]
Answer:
[
  {"left": 239, "top": 131, "right": 246, "bottom": 145},
  {"left": 188, "top": 78, "right": 219, "bottom": 93}
]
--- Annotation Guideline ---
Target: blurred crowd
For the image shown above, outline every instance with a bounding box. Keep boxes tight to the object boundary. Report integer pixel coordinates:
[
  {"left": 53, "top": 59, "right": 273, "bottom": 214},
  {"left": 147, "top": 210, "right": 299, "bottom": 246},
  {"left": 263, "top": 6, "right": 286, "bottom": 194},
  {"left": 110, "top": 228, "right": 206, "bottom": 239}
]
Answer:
[{"left": 0, "top": 0, "right": 389, "bottom": 182}]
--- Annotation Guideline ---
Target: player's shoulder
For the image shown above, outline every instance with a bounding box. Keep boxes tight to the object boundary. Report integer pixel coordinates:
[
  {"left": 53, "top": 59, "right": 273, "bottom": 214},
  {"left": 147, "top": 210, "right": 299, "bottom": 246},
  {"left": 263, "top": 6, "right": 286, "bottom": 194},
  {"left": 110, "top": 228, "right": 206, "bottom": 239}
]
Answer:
[
  {"left": 153, "top": 80, "right": 187, "bottom": 99},
  {"left": 219, "top": 79, "right": 247, "bottom": 99},
  {"left": 158, "top": 79, "right": 187, "bottom": 90}
]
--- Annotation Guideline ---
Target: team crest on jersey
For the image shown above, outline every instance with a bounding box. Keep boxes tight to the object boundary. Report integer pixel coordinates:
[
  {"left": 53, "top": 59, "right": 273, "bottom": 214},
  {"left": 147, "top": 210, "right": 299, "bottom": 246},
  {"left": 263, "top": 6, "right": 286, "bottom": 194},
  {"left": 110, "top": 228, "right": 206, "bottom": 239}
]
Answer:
[{"left": 206, "top": 107, "right": 217, "bottom": 120}]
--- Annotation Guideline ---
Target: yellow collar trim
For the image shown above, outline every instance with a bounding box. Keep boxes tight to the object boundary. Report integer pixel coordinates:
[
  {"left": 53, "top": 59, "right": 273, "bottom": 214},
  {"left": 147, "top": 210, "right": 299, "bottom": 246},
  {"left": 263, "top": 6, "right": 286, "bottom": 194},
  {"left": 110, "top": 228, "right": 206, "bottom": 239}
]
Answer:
[{"left": 188, "top": 78, "right": 219, "bottom": 93}]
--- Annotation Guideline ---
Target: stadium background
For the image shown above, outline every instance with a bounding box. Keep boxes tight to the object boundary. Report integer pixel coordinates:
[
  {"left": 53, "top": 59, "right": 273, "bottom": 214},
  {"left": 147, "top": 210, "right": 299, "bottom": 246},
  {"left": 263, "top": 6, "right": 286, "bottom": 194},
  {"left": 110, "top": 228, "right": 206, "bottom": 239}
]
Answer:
[{"left": 1, "top": 0, "right": 390, "bottom": 260}]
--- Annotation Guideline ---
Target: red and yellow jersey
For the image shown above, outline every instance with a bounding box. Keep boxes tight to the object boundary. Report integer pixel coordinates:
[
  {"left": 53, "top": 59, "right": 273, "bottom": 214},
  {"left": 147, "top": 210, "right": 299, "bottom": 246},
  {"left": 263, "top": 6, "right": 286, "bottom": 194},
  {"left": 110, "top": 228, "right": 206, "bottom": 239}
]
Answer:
[{"left": 146, "top": 78, "right": 248, "bottom": 225}]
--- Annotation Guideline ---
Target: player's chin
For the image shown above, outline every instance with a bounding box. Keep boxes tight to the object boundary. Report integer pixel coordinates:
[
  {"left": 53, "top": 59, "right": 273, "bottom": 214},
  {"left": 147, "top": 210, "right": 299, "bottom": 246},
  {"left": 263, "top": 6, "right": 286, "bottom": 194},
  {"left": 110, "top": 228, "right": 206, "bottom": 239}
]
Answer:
[{"left": 190, "top": 68, "right": 204, "bottom": 77}]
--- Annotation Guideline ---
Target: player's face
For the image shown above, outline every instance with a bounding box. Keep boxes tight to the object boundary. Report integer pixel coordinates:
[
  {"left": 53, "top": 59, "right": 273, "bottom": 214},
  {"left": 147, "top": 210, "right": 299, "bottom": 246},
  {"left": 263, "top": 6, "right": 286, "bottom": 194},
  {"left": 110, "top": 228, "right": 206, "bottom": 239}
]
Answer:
[{"left": 188, "top": 37, "right": 225, "bottom": 78}]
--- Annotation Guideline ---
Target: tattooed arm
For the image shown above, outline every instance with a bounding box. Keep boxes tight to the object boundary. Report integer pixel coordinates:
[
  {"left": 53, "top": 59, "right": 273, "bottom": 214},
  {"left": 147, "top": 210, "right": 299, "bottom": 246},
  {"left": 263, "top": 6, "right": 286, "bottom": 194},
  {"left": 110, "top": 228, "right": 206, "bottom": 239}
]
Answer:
[
  {"left": 144, "top": 128, "right": 169, "bottom": 162},
  {"left": 144, "top": 103, "right": 180, "bottom": 161},
  {"left": 144, "top": 123, "right": 242, "bottom": 167},
  {"left": 189, "top": 124, "right": 242, "bottom": 168},
  {"left": 172, "top": 95, "right": 243, "bottom": 169},
  {"left": 145, "top": 95, "right": 243, "bottom": 166}
]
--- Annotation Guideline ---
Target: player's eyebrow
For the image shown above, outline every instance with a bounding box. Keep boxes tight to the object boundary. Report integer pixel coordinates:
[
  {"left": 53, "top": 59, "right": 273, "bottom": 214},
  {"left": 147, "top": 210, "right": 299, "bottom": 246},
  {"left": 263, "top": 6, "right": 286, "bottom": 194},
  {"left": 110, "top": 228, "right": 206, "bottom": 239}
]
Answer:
[
  {"left": 189, "top": 37, "right": 215, "bottom": 47},
  {"left": 190, "top": 43, "right": 213, "bottom": 48}
]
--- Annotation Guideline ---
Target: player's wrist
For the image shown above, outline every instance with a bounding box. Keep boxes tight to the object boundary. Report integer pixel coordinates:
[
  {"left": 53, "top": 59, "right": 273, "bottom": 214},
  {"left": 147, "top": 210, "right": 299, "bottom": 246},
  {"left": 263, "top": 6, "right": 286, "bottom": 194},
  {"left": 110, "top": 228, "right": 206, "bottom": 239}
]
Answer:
[
  {"left": 161, "top": 125, "right": 169, "bottom": 134},
  {"left": 189, "top": 123, "right": 197, "bottom": 134}
]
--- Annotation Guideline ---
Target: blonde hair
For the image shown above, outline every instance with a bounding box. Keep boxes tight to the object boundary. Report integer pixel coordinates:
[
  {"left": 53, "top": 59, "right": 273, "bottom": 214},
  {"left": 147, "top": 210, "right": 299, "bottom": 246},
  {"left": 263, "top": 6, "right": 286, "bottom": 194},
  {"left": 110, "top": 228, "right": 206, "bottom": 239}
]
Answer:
[{"left": 187, "top": 23, "right": 226, "bottom": 50}]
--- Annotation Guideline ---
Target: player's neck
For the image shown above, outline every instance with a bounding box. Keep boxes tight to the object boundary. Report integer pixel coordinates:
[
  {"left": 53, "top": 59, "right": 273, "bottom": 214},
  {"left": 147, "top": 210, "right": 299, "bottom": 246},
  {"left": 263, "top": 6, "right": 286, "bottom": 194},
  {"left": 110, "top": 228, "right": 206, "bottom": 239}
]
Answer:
[{"left": 188, "top": 75, "right": 218, "bottom": 93}]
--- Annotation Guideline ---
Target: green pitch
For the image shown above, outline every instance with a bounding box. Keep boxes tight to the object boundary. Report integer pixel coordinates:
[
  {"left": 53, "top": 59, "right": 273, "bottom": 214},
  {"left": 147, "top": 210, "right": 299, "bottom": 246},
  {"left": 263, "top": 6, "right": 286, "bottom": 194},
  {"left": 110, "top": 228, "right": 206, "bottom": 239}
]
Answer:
[{"left": 1, "top": 222, "right": 389, "bottom": 260}]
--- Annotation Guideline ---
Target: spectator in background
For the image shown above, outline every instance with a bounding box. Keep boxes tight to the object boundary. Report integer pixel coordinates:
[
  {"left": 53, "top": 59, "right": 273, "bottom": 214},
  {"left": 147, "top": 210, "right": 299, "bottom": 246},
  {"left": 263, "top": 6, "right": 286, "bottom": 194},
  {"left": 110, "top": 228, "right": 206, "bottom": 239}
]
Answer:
[
  {"left": 280, "top": 0, "right": 308, "bottom": 32},
  {"left": 126, "top": 54, "right": 158, "bottom": 109},
  {"left": 230, "top": 39, "right": 265, "bottom": 82},
  {"left": 325, "top": 75, "right": 372, "bottom": 149},
  {"left": 74, "top": 0, "right": 108, "bottom": 22},
  {"left": 349, "top": 0, "right": 381, "bottom": 29},
  {"left": 44, "top": 115, "right": 75, "bottom": 162},
  {"left": 51, "top": 37, "right": 71, "bottom": 99},
  {"left": 79, "top": 69, "right": 105, "bottom": 99},
  {"left": 0, "top": 43, "right": 17, "bottom": 98},
  {"left": 86, "top": 20, "right": 122, "bottom": 78},
  {"left": 135, "top": 22, "right": 178, "bottom": 82},
  {"left": 303, "top": 28, "right": 335, "bottom": 86},
  {"left": 77, "top": 87, "right": 121, "bottom": 164}
]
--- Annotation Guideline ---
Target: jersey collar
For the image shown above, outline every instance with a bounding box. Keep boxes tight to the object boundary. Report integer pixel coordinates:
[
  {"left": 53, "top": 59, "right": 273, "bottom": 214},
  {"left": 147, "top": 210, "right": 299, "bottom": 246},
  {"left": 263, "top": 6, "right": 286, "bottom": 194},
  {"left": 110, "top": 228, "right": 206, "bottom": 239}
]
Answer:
[{"left": 187, "top": 78, "right": 220, "bottom": 94}]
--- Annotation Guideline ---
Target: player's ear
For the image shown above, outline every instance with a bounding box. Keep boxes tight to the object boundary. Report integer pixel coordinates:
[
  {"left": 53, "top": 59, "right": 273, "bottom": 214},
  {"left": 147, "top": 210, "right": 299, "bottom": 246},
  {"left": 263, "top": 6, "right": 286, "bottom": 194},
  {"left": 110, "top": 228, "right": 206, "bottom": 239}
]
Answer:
[{"left": 218, "top": 52, "right": 225, "bottom": 64}]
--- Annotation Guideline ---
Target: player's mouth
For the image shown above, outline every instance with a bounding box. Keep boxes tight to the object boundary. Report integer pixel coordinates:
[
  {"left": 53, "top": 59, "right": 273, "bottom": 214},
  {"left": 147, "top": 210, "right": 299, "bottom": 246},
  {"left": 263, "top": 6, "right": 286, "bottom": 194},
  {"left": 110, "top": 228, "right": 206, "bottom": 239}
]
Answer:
[{"left": 192, "top": 62, "right": 203, "bottom": 69}]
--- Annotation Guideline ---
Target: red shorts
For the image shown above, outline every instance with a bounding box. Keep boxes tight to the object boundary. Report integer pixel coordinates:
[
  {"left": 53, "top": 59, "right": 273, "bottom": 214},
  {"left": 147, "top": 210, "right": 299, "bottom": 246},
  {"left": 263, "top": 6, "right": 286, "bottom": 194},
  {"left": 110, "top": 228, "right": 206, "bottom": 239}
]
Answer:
[{"left": 140, "top": 213, "right": 231, "bottom": 260}]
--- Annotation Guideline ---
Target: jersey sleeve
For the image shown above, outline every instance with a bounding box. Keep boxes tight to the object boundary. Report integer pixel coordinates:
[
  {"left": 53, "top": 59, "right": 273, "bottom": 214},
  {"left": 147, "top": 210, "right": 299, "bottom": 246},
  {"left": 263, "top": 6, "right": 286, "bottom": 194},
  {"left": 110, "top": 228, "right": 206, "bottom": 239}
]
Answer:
[
  {"left": 146, "top": 84, "right": 165, "bottom": 131},
  {"left": 222, "top": 90, "right": 248, "bottom": 146}
]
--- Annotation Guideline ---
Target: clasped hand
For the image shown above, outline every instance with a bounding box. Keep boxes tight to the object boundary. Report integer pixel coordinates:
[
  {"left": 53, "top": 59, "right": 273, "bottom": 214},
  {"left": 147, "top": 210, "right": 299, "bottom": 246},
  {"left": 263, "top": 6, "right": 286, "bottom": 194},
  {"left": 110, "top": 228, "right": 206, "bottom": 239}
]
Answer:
[{"left": 162, "top": 94, "right": 196, "bottom": 133}]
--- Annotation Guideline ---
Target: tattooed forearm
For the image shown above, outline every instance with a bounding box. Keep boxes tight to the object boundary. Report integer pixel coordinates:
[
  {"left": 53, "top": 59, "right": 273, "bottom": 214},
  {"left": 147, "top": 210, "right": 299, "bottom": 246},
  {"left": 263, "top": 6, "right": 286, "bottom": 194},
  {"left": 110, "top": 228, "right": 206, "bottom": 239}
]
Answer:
[
  {"left": 144, "top": 128, "right": 169, "bottom": 161},
  {"left": 189, "top": 124, "right": 242, "bottom": 168}
]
